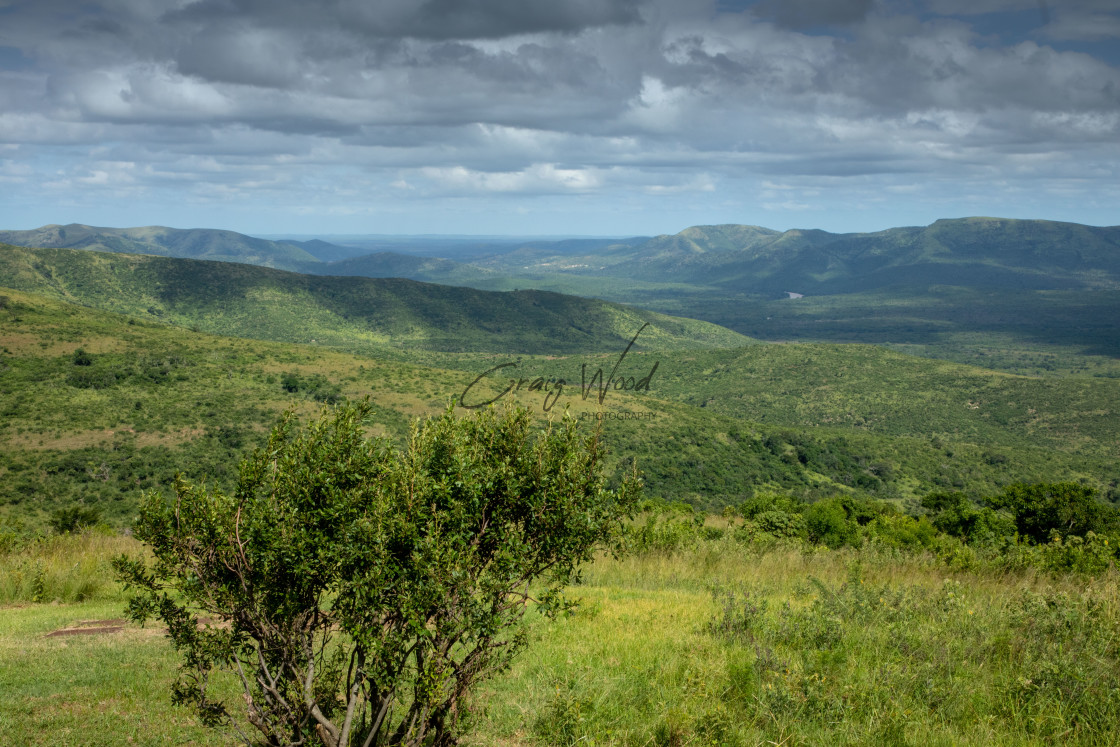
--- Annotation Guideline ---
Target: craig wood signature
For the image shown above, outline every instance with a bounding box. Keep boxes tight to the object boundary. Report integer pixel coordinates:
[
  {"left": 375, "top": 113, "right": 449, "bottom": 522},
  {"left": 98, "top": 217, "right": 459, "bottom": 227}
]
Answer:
[{"left": 458, "top": 323, "right": 660, "bottom": 412}]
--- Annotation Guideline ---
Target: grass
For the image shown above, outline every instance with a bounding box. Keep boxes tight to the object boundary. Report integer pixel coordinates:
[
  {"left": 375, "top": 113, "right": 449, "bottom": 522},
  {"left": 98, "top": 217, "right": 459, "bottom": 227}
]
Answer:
[
  {"left": 0, "top": 598, "right": 234, "bottom": 746},
  {"left": 0, "top": 530, "right": 140, "bottom": 604},
  {"left": 477, "top": 538, "right": 1120, "bottom": 746},
  {"left": 4, "top": 532, "right": 1119, "bottom": 745}
]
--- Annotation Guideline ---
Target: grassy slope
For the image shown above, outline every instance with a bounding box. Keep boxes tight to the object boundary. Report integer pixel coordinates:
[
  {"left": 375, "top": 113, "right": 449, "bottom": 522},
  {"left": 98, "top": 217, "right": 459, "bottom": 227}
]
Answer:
[
  {"left": 0, "top": 224, "right": 322, "bottom": 272},
  {"left": 2, "top": 288, "right": 1117, "bottom": 532},
  {"left": 0, "top": 244, "right": 750, "bottom": 354}
]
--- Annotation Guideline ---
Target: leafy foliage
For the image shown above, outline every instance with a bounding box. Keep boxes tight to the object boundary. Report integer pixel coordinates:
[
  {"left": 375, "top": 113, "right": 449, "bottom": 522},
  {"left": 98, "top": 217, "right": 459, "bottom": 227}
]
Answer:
[
  {"left": 48, "top": 503, "right": 102, "bottom": 534},
  {"left": 920, "top": 491, "right": 1016, "bottom": 543},
  {"left": 280, "top": 371, "right": 343, "bottom": 403},
  {"left": 987, "top": 482, "right": 1120, "bottom": 543},
  {"left": 114, "top": 401, "right": 639, "bottom": 747}
]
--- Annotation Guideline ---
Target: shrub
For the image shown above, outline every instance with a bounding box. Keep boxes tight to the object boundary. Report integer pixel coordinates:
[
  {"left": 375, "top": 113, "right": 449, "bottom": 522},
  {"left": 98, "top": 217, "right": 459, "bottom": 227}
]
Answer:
[
  {"left": 988, "top": 482, "right": 1120, "bottom": 544},
  {"left": 738, "top": 492, "right": 803, "bottom": 520},
  {"left": 921, "top": 491, "right": 1016, "bottom": 544},
  {"left": 115, "top": 401, "right": 639, "bottom": 747},
  {"left": 628, "top": 500, "right": 704, "bottom": 554},
  {"left": 803, "top": 499, "right": 862, "bottom": 549},
  {"left": 49, "top": 504, "right": 102, "bottom": 534},
  {"left": 280, "top": 371, "right": 343, "bottom": 403},
  {"left": 867, "top": 513, "right": 938, "bottom": 549},
  {"left": 754, "top": 510, "right": 807, "bottom": 540}
]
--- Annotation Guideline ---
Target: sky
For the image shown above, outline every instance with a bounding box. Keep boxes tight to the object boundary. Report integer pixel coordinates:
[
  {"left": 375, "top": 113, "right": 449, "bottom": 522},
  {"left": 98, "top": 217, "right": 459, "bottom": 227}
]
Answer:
[{"left": 1, "top": 0, "right": 1118, "bottom": 237}]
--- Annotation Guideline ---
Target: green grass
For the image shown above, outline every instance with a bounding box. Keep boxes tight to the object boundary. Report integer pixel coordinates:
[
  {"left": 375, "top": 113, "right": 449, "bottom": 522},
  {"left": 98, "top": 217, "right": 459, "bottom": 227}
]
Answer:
[
  {"left": 0, "top": 598, "right": 235, "bottom": 746},
  {"left": 4, "top": 533, "right": 1120, "bottom": 745},
  {"left": 0, "top": 531, "right": 139, "bottom": 604}
]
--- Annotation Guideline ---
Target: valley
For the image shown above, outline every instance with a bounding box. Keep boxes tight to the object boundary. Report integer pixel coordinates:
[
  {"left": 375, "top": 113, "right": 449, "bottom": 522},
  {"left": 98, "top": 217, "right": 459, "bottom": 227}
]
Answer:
[{"left": 2, "top": 218, "right": 1119, "bottom": 746}]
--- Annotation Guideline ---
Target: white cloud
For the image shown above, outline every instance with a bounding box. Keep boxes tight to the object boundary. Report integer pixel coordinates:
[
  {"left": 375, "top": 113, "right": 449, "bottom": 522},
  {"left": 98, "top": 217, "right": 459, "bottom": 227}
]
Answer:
[{"left": 419, "top": 163, "right": 605, "bottom": 194}]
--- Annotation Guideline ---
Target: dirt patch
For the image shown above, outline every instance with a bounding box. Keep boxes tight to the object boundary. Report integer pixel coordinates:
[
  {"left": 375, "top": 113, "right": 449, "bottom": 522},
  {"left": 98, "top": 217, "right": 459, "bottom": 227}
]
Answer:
[
  {"left": 46, "top": 616, "right": 229, "bottom": 638},
  {"left": 46, "top": 619, "right": 127, "bottom": 637}
]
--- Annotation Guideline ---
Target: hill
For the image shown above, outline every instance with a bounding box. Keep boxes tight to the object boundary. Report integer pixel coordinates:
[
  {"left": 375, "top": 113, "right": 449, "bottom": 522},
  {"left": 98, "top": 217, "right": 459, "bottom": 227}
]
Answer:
[
  {"left": 0, "top": 244, "right": 750, "bottom": 354},
  {"left": 314, "top": 251, "right": 497, "bottom": 286},
  {"left": 467, "top": 218, "right": 1120, "bottom": 293},
  {"left": 423, "top": 218, "right": 1120, "bottom": 372},
  {"left": 0, "top": 224, "right": 328, "bottom": 273},
  {"left": 2, "top": 287, "right": 1118, "bottom": 531}
]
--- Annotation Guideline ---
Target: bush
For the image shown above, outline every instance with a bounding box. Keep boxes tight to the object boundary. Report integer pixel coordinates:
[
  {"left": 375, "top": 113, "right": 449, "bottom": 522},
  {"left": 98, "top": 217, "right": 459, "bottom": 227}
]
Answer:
[
  {"left": 921, "top": 491, "right": 1016, "bottom": 544},
  {"left": 867, "top": 513, "right": 938, "bottom": 549},
  {"left": 803, "top": 499, "right": 862, "bottom": 549},
  {"left": 755, "top": 510, "right": 807, "bottom": 540},
  {"left": 628, "top": 500, "right": 704, "bottom": 554},
  {"left": 988, "top": 483, "right": 1120, "bottom": 544},
  {"left": 738, "top": 492, "right": 803, "bottom": 520},
  {"left": 49, "top": 504, "right": 102, "bottom": 534},
  {"left": 115, "top": 401, "right": 639, "bottom": 747},
  {"left": 280, "top": 371, "right": 343, "bottom": 403}
]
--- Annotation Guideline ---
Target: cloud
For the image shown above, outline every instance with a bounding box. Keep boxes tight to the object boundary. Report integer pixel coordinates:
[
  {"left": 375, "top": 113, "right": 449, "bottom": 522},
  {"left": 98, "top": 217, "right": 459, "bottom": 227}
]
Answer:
[
  {"left": 1043, "top": 10, "right": 1120, "bottom": 41},
  {"left": 0, "top": 0, "right": 1118, "bottom": 233},
  {"left": 750, "top": 0, "right": 876, "bottom": 29},
  {"left": 164, "top": 0, "right": 644, "bottom": 40},
  {"left": 419, "top": 163, "right": 605, "bottom": 194}
]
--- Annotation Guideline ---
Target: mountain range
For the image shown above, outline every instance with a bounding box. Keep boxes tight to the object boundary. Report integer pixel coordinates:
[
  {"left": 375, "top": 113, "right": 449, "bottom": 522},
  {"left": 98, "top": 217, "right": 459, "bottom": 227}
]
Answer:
[
  {"left": 3, "top": 217, "right": 1118, "bottom": 366},
  {"left": 5, "top": 217, "right": 1118, "bottom": 296}
]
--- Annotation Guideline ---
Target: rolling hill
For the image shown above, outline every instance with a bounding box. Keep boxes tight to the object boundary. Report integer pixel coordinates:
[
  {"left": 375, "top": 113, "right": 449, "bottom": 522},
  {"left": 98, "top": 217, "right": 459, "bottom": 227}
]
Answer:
[
  {"left": 467, "top": 218, "right": 1120, "bottom": 293},
  {"left": 314, "top": 251, "right": 497, "bottom": 285},
  {"left": 4, "top": 218, "right": 1118, "bottom": 371},
  {"left": 0, "top": 244, "right": 750, "bottom": 354},
  {"left": 0, "top": 224, "right": 330, "bottom": 273},
  {"left": 2, "top": 286, "right": 1118, "bottom": 530}
]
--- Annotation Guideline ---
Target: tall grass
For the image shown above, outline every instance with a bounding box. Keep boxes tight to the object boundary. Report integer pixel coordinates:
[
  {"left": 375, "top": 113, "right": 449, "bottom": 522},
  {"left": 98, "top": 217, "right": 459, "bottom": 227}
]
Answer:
[
  {"left": 476, "top": 534, "right": 1120, "bottom": 746},
  {"left": 3, "top": 528, "right": 1119, "bottom": 744},
  {"left": 0, "top": 530, "right": 142, "bottom": 604}
]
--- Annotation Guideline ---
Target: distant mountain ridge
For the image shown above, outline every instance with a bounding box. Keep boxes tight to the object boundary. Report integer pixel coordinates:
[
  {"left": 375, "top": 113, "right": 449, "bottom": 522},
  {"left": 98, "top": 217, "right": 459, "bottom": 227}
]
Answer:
[
  {"left": 0, "top": 224, "right": 330, "bottom": 273},
  {"left": 8, "top": 217, "right": 1115, "bottom": 295},
  {"left": 532, "top": 217, "right": 1120, "bottom": 293}
]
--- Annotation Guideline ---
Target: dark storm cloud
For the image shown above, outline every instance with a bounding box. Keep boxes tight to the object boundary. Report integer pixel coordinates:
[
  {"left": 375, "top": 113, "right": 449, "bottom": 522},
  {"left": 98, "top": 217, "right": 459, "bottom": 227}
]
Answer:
[{"left": 164, "top": 0, "right": 643, "bottom": 40}]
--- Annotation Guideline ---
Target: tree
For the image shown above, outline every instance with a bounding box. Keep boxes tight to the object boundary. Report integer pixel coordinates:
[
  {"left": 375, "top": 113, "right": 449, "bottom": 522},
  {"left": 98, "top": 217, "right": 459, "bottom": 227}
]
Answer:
[
  {"left": 920, "top": 491, "right": 1015, "bottom": 544},
  {"left": 986, "top": 482, "right": 1119, "bottom": 543},
  {"left": 114, "top": 401, "right": 639, "bottom": 747}
]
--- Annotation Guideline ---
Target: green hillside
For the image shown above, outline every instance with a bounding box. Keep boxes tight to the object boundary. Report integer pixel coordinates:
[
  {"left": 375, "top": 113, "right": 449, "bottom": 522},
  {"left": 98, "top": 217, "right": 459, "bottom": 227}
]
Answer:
[
  {"left": 315, "top": 251, "right": 498, "bottom": 285},
  {"left": 273, "top": 218, "right": 1120, "bottom": 373},
  {"left": 0, "top": 244, "right": 749, "bottom": 354},
  {"left": 470, "top": 217, "right": 1120, "bottom": 293},
  {"left": 0, "top": 224, "right": 324, "bottom": 272},
  {"left": 3, "top": 287, "right": 1116, "bottom": 532}
]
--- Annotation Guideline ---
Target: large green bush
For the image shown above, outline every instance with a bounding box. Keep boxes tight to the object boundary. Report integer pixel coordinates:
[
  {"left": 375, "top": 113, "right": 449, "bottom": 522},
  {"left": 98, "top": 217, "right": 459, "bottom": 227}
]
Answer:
[
  {"left": 115, "top": 401, "right": 639, "bottom": 747},
  {"left": 803, "top": 499, "right": 862, "bottom": 549},
  {"left": 988, "top": 482, "right": 1120, "bottom": 543}
]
